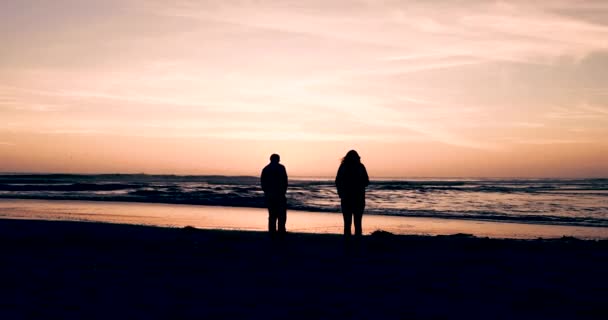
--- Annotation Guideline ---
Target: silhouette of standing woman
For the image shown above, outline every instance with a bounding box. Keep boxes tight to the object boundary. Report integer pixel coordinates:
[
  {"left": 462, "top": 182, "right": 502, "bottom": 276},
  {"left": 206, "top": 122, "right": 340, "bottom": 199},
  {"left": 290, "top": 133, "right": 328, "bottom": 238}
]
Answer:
[
  {"left": 335, "top": 150, "right": 369, "bottom": 236},
  {"left": 261, "top": 154, "right": 288, "bottom": 234}
]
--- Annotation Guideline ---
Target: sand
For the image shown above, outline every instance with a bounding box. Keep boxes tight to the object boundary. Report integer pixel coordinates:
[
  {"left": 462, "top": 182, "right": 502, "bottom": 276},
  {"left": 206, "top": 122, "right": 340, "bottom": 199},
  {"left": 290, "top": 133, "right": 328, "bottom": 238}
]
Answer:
[{"left": 1, "top": 218, "right": 607, "bottom": 319}]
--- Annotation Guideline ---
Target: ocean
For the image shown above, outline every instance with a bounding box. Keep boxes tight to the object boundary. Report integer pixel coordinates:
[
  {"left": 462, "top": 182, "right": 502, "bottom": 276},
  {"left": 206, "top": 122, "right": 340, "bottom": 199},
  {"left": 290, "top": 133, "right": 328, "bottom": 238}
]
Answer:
[{"left": 1, "top": 174, "right": 607, "bottom": 228}]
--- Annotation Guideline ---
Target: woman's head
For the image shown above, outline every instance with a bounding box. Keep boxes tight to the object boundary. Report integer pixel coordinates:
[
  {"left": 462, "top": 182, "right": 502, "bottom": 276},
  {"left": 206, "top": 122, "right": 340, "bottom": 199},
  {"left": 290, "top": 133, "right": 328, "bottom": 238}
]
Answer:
[{"left": 342, "top": 150, "right": 361, "bottom": 164}]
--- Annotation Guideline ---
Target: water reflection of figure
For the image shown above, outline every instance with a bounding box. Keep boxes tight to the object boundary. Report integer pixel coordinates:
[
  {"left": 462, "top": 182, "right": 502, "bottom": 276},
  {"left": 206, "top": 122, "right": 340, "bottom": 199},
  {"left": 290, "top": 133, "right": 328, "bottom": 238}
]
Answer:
[
  {"left": 261, "top": 154, "right": 288, "bottom": 234},
  {"left": 335, "top": 150, "right": 369, "bottom": 236}
]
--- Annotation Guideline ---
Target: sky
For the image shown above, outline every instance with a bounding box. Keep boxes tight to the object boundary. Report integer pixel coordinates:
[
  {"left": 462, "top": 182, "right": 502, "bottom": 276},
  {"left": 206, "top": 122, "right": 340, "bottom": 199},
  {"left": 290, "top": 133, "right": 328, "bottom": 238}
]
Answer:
[{"left": 1, "top": 0, "right": 608, "bottom": 178}]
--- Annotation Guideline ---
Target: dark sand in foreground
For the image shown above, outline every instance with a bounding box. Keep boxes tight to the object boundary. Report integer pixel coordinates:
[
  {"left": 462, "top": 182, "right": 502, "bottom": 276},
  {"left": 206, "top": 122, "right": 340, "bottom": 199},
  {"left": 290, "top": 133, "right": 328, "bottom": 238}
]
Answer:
[{"left": 1, "top": 219, "right": 607, "bottom": 319}]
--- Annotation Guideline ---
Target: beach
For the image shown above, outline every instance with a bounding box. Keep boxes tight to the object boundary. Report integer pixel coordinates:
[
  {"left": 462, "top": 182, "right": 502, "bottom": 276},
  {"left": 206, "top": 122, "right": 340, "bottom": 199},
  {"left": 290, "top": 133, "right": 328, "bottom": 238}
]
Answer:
[{"left": 1, "top": 218, "right": 607, "bottom": 319}]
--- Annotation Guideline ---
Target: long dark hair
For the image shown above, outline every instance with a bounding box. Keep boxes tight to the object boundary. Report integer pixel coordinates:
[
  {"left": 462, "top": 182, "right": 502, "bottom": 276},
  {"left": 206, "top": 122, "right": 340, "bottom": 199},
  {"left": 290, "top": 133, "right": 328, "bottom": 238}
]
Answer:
[{"left": 341, "top": 150, "right": 361, "bottom": 164}]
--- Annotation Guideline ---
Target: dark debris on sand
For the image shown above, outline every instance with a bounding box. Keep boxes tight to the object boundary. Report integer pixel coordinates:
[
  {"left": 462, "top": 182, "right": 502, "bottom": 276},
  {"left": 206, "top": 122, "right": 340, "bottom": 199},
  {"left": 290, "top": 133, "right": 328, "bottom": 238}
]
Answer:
[{"left": 0, "top": 219, "right": 606, "bottom": 320}]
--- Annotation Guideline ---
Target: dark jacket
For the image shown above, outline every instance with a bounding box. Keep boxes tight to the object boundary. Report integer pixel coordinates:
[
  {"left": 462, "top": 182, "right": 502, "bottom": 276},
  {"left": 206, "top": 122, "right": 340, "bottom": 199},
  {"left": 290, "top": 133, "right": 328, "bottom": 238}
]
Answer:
[
  {"left": 335, "top": 162, "right": 369, "bottom": 199},
  {"left": 261, "top": 162, "right": 288, "bottom": 197}
]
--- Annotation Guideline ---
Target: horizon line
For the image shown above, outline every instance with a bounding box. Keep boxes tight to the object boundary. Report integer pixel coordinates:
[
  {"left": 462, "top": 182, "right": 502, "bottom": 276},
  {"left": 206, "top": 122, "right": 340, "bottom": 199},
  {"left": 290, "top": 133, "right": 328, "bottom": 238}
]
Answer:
[{"left": 0, "top": 171, "right": 606, "bottom": 180}]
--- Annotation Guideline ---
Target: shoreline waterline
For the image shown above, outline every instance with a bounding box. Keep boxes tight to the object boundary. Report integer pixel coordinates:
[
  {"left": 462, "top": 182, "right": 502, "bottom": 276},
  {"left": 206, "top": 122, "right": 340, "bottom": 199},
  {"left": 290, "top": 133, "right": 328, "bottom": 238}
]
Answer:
[
  {"left": 0, "top": 198, "right": 606, "bottom": 239},
  {"left": 2, "top": 174, "right": 607, "bottom": 228}
]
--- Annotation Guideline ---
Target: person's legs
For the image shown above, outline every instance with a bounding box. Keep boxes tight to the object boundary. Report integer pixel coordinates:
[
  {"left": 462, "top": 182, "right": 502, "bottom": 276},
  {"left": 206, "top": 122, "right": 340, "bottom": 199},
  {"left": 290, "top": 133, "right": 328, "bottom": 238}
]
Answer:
[
  {"left": 341, "top": 199, "right": 352, "bottom": 236},
  {"left": 353, "top": 213, "right": 363, "bottom": 236},
  {"left": 268, "top": 207, "right": 277, "bottom": 233},
  {"left": 277, "top": 197, "right": 287, "bottom": 233},
  {"left": 353, "top": 197, "right": 365, "bottom": 236},
  {"left": 342, "top": 212, "right": 352, "bottom": 236}
]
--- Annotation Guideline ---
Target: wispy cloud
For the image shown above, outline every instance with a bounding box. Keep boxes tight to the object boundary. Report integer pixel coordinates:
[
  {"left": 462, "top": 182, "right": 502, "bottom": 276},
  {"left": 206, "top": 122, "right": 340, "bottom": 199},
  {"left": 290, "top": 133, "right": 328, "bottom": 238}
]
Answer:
[
  {"left": 503, "top": 138, "right": 592, "bottom": 145},
  {"left": 579, "top": 104, "right": 608, "bottom": 115},
  {"left": 140, "top": 0, "right": 608, "bottom": 62},
  {"left": 546, "top": 105, "right": 608, "bottom": 119}
]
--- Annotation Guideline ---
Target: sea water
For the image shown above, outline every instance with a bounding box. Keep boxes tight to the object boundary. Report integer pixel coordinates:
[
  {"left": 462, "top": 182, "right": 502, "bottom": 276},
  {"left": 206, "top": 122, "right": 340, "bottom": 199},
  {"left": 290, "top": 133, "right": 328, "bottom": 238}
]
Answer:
[{"left": 1, "top": 174, "right": 607, "bottom": 228}]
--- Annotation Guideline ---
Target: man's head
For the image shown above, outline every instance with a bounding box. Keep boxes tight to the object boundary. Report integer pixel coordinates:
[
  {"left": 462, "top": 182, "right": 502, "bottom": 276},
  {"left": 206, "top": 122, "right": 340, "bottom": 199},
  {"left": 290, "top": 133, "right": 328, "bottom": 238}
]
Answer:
[{"left": 270, "top": 154, "right": 280, "bottom": 163}]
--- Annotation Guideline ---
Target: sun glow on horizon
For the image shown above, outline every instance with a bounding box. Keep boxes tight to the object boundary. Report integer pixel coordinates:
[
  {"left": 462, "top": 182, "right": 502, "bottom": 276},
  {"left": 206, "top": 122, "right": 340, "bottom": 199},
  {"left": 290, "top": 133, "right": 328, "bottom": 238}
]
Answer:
[{"left": 1, "top": 0, "right": 608, "bottom": 177}]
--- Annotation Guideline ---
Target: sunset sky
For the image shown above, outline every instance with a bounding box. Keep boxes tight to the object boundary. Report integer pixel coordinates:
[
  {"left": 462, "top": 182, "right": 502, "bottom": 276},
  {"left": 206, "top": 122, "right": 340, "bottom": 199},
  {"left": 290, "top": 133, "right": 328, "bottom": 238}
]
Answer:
[{"left": 1, "top": 0, "right": 608, "bottom": 177}]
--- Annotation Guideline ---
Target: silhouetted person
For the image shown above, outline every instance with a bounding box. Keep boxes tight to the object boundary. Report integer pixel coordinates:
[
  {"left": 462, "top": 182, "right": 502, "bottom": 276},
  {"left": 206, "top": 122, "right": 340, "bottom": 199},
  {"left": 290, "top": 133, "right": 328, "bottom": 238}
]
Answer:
[
  {"left": 261, "top": 154, "right": 288, "bottom": 234},
  {"left": 335, "top": 150, "right": 369, "bottom": 236}
]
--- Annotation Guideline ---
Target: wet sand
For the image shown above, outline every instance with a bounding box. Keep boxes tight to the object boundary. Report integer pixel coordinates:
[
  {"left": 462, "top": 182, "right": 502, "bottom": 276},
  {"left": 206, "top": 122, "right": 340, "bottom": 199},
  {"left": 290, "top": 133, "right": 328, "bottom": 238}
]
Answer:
[
  {"left": 1, "top": 199, "right": 607, "bottom": 239},
  {"left": 1, "top": 219, "right": 607, "bottom": 319}
]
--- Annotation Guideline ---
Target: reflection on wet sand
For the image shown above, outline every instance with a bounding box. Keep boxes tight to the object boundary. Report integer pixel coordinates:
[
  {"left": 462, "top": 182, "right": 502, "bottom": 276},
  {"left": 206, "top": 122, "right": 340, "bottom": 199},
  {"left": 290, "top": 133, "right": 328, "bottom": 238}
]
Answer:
[{"left": 1, "top": 199, "right": 606, "bottom": 239}]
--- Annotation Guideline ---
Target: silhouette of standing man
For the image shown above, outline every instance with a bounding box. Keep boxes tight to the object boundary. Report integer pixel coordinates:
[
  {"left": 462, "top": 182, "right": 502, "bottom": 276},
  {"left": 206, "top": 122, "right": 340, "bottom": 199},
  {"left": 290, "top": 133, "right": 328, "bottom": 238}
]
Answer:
[
  {"left": 335, "top": 150, "right": 369, "bottom": 236},
  {"left": 261, "top": 154, "right": 288, "bottom": 234}
]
